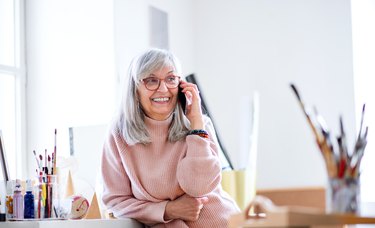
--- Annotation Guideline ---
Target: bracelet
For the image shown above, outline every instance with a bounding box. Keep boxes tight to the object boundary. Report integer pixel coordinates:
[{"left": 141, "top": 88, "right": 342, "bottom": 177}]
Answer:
[{"left": 188, "top": 129, "right": 209, "bottom": 139}]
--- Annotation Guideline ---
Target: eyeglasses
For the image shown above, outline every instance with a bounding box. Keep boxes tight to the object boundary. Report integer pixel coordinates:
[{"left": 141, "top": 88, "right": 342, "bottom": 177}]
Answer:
[{"left": 141, "top": 75, "right": 181, "bottom": 91}]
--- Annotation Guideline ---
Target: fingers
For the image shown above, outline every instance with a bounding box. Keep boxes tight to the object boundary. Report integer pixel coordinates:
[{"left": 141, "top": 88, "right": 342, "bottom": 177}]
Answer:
[
  {"left": 197, "top": 196, "right": 208, "bottom": 211},
  {"left": 199, "top": 197, "right": 209, "bottom": 204},
  {"left": 179, "top": 81, "right": 201, "bottom": 115},
  {"left": 179, "top": 81, "right": 200, "bottom": 99},
  {"left": 172, "top": 195, "right": 208, "bottom": 221},
  {"left": 185, "top": 91, "right": 193, "bottom": 105}
]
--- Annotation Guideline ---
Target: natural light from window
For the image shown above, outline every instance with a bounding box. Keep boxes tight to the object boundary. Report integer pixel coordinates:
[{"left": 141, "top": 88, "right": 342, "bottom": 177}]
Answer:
[
  {"left": 0, "top": 0, "right": 15, "bottom": 66},
  {"left": 0, "top": 74, "right": 16, "bottom": 179},
  {"left": 351, "top": 0, "right": 375, "bottom": 203},
  {"left": 0, "top": 0, "right": 21, "bottom": 180}
]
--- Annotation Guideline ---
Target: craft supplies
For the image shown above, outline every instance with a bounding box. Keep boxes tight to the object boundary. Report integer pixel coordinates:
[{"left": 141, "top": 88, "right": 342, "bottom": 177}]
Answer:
[{"left": 290, "top": 83, "right": 368, "bottom": 214}]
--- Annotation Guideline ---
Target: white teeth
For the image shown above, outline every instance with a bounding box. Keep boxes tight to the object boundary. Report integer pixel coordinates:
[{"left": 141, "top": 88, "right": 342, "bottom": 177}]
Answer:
[{"left": 152, "top": 97, "right": 169, "bottom": 102}]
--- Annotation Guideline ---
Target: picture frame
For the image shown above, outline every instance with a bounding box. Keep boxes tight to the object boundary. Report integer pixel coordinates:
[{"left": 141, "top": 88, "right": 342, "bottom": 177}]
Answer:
[{"left": 0, "top": 130, "right": 10, "bottom": 182}]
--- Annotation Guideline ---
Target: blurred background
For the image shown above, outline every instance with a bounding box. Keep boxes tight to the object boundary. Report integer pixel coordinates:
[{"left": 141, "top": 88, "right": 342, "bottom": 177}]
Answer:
[{"left": 0, "top": 0, "right": 374, "bottom": 205}]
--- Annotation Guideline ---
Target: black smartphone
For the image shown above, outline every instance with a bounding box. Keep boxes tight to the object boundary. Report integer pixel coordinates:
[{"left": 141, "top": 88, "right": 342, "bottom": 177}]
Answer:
[{"left": 178, "top": 84, "right": 187, "bottom": 114}]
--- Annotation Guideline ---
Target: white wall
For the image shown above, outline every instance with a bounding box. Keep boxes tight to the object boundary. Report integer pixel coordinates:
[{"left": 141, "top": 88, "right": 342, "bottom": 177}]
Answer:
[
  {"left": 25, "top": 0, "right": 195, "bottom": 178},
  {"left": 193, "top": 0, "right": 356, "bottom": 189},
  {"left": 113, "top": 0, "right": 195, "bottom": 83},
  {"left": 25, "top": 0, "right": 359, "bottom": 191},
  {"left": 25, "top": 0, "right": 116, "bottom": 178}
]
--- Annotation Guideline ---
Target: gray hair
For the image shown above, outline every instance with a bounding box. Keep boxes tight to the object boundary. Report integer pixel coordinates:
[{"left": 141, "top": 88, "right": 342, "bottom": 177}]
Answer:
[{"left": 116, "top": 48, "right": 190, "bottom": 145}]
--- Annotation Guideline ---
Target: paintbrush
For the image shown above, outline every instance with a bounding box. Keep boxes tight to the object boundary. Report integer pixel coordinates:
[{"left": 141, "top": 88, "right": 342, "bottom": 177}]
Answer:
[
  {"left": 48, "top": 155, "right": 51, "bottom": 175},
  {"left": 39, "top": 154, "right": 43, "bottom": 176},
  {"left": 348, "top": 104, "right": 367, "bottom": 178},
  {"left": 53, "top": 129, "right": 57, "bottom": 175},
  {"left": 313, "top": 106, "right": 334, "bottom": 151},
  {"left": 337, "top": 136, "right": 347, "bottom": 178},
  {"left": 339, "top": 117, "right": 349, "bottom": 161},
  {"left": 353, "top": 104, "right": 366, "bottom": 159},
  {"left": 290, "top": 84, "right": 340, "bottom": 177},
  {"left": 357, "top": 104, "right": 366, "bottom": 142},
  {"left": 44, "top": 149, "right": 48, "bottom": 175},
  {"left": 312, "top": 106, "right": 338, "bottom": 177},
  {"left": 33, "top": 150, "right": 40, "bottom": 170},
  {"left": 350, "top": 126, "right": 368, "bottom": 177},
  {"left": 290, "top": 84, "right": 322, "bottom": 142}
]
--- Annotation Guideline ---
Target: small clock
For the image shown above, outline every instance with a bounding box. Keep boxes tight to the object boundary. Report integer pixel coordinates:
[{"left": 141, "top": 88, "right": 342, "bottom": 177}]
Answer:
[{"left": 70, "top": 195, "right": 89, "bottom": 219}]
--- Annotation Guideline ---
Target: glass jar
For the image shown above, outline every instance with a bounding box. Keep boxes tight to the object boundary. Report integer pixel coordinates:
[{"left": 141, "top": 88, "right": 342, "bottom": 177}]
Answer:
[
  {"left": 35, "top": 175, "right": 58, "bottom": 219},
  {"left": 326, "top": 178, "right": 360, "bottom": 214}
]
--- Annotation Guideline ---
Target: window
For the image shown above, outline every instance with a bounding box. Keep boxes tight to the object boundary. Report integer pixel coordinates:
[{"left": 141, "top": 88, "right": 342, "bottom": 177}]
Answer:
[
  {"left": 0, "top": 0, "right": 25, "bottom": 179},
  {"left": 351, "top": 0, "right": 375, "bottom": 202}
]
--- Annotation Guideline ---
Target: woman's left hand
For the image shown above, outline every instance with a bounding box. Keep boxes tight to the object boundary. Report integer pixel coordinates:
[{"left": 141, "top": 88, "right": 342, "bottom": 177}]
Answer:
[{"left": 179, "top": 80, "right": 204, "bottom": 129}]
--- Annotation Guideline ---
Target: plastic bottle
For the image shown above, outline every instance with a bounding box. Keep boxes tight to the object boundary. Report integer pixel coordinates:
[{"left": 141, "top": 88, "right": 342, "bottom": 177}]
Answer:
[
  {"left": 5, "top": 180, "right": 14, "bottom": 219},
  {"left": 24, "top": 179, "right": 35, "bottom": 219},
  {"left": 12, "top": 179, "right": 24, "bottom": 219}
]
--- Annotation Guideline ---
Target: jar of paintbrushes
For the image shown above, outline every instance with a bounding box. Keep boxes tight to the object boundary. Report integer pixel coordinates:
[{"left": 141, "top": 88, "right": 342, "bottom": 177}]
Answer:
[
  {"left": 35, "top": 175, "right": 58, "bottom": 219},
  {"left": 33, "top": 130, "right": 59, "bottom": 219},
  {"left": 290, "top": 84, "right": 368, "bottom": 214},
  {"left": 32, "top": 129, "right": 69, "bottom": 219}
]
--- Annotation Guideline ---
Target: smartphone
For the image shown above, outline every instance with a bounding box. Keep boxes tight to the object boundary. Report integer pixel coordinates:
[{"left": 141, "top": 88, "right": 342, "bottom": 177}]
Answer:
[{"left": 178, "top": 84, "right": 187, "bottom": 114}]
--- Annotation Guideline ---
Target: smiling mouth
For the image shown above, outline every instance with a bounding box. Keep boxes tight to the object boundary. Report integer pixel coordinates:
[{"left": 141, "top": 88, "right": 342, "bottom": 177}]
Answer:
[{"left": 152, "top": 97, "right": 170, "bottom": 102}]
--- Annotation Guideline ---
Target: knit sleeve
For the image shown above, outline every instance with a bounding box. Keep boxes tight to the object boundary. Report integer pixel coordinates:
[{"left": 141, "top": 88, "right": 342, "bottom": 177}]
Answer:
[
  {"left": 176, "top": 116, "right": 222, "bottom": 197},
  {"left": 101, "top": 129, "right": 171, "bottom": 226}
]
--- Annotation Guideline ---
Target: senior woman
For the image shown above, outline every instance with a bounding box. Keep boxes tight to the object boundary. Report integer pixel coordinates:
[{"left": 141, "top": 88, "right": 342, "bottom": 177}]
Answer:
[{"left": 101, "top": 48, "right": 239, "bottom": 227}]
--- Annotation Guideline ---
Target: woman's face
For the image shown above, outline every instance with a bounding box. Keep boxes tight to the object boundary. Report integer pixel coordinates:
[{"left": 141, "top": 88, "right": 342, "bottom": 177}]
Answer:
[{"left": 137, "top": 66, "right": 179, "bottom": 120}]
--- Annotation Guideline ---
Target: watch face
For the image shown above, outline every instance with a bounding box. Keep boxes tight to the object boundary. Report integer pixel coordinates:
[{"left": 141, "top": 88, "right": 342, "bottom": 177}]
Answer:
[{"left": 70, "top": 195, "right": 89, "bottom": 219}]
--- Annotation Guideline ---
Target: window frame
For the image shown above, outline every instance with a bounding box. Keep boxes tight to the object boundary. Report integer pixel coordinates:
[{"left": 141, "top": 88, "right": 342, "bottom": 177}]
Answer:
[{"left": 0, "top": 0, "right": 26, "bottom": 179}]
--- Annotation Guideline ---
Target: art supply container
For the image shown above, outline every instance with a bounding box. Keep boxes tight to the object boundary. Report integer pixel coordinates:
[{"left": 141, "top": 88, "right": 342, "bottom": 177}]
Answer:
[
  {"left": 326, "top": 178, "right": 360, "bottom": 214},
  {"left": 35, "top": 175, "right": 58, "bottom": 219}
]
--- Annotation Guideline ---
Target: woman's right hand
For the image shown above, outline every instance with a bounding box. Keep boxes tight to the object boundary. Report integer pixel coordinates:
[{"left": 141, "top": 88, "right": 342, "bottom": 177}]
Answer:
[
  {"left": 164, "top": 194, "right": 209, "bottom": 221},
  {"left": 179, "top": 81, "right": 204, "bottom": 130}
]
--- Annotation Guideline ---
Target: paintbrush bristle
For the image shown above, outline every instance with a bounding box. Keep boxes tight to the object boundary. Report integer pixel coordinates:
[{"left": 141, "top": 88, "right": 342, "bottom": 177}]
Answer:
[
  {"left": 364, "top": 126, "right": 368, "bottom": 138},
  {"left": 290, "top": 83, "right": 301, "bottom": 101},
  {"left": 340, "top": 116, "right": 345, "bottom": 135},
  {"left": 358, "top": 104, "right": 366, "bottom": 134}
]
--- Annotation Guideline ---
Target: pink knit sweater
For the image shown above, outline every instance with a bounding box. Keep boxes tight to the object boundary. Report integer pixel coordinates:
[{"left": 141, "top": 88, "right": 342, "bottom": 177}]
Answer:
[{"left": 101, "top": 114, "right": 239, "bottom": 227}]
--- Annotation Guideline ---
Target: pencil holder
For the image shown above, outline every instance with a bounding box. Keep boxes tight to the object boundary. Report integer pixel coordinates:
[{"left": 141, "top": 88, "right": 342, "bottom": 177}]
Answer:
[
  {"left": 34, "top": 175, "right": 59, "bottom": 219},
  {"left": 326, "top": 178, "right": 360, "bottom": 214}
]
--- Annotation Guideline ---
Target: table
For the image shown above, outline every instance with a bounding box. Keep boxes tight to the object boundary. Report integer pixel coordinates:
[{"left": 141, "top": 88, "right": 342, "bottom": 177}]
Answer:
[
  {"left": 0, "top": 218, "right": 143, "bottom": 228},
  {"left": 229, "top": 196, "right": 375, "bottom": 228}
]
